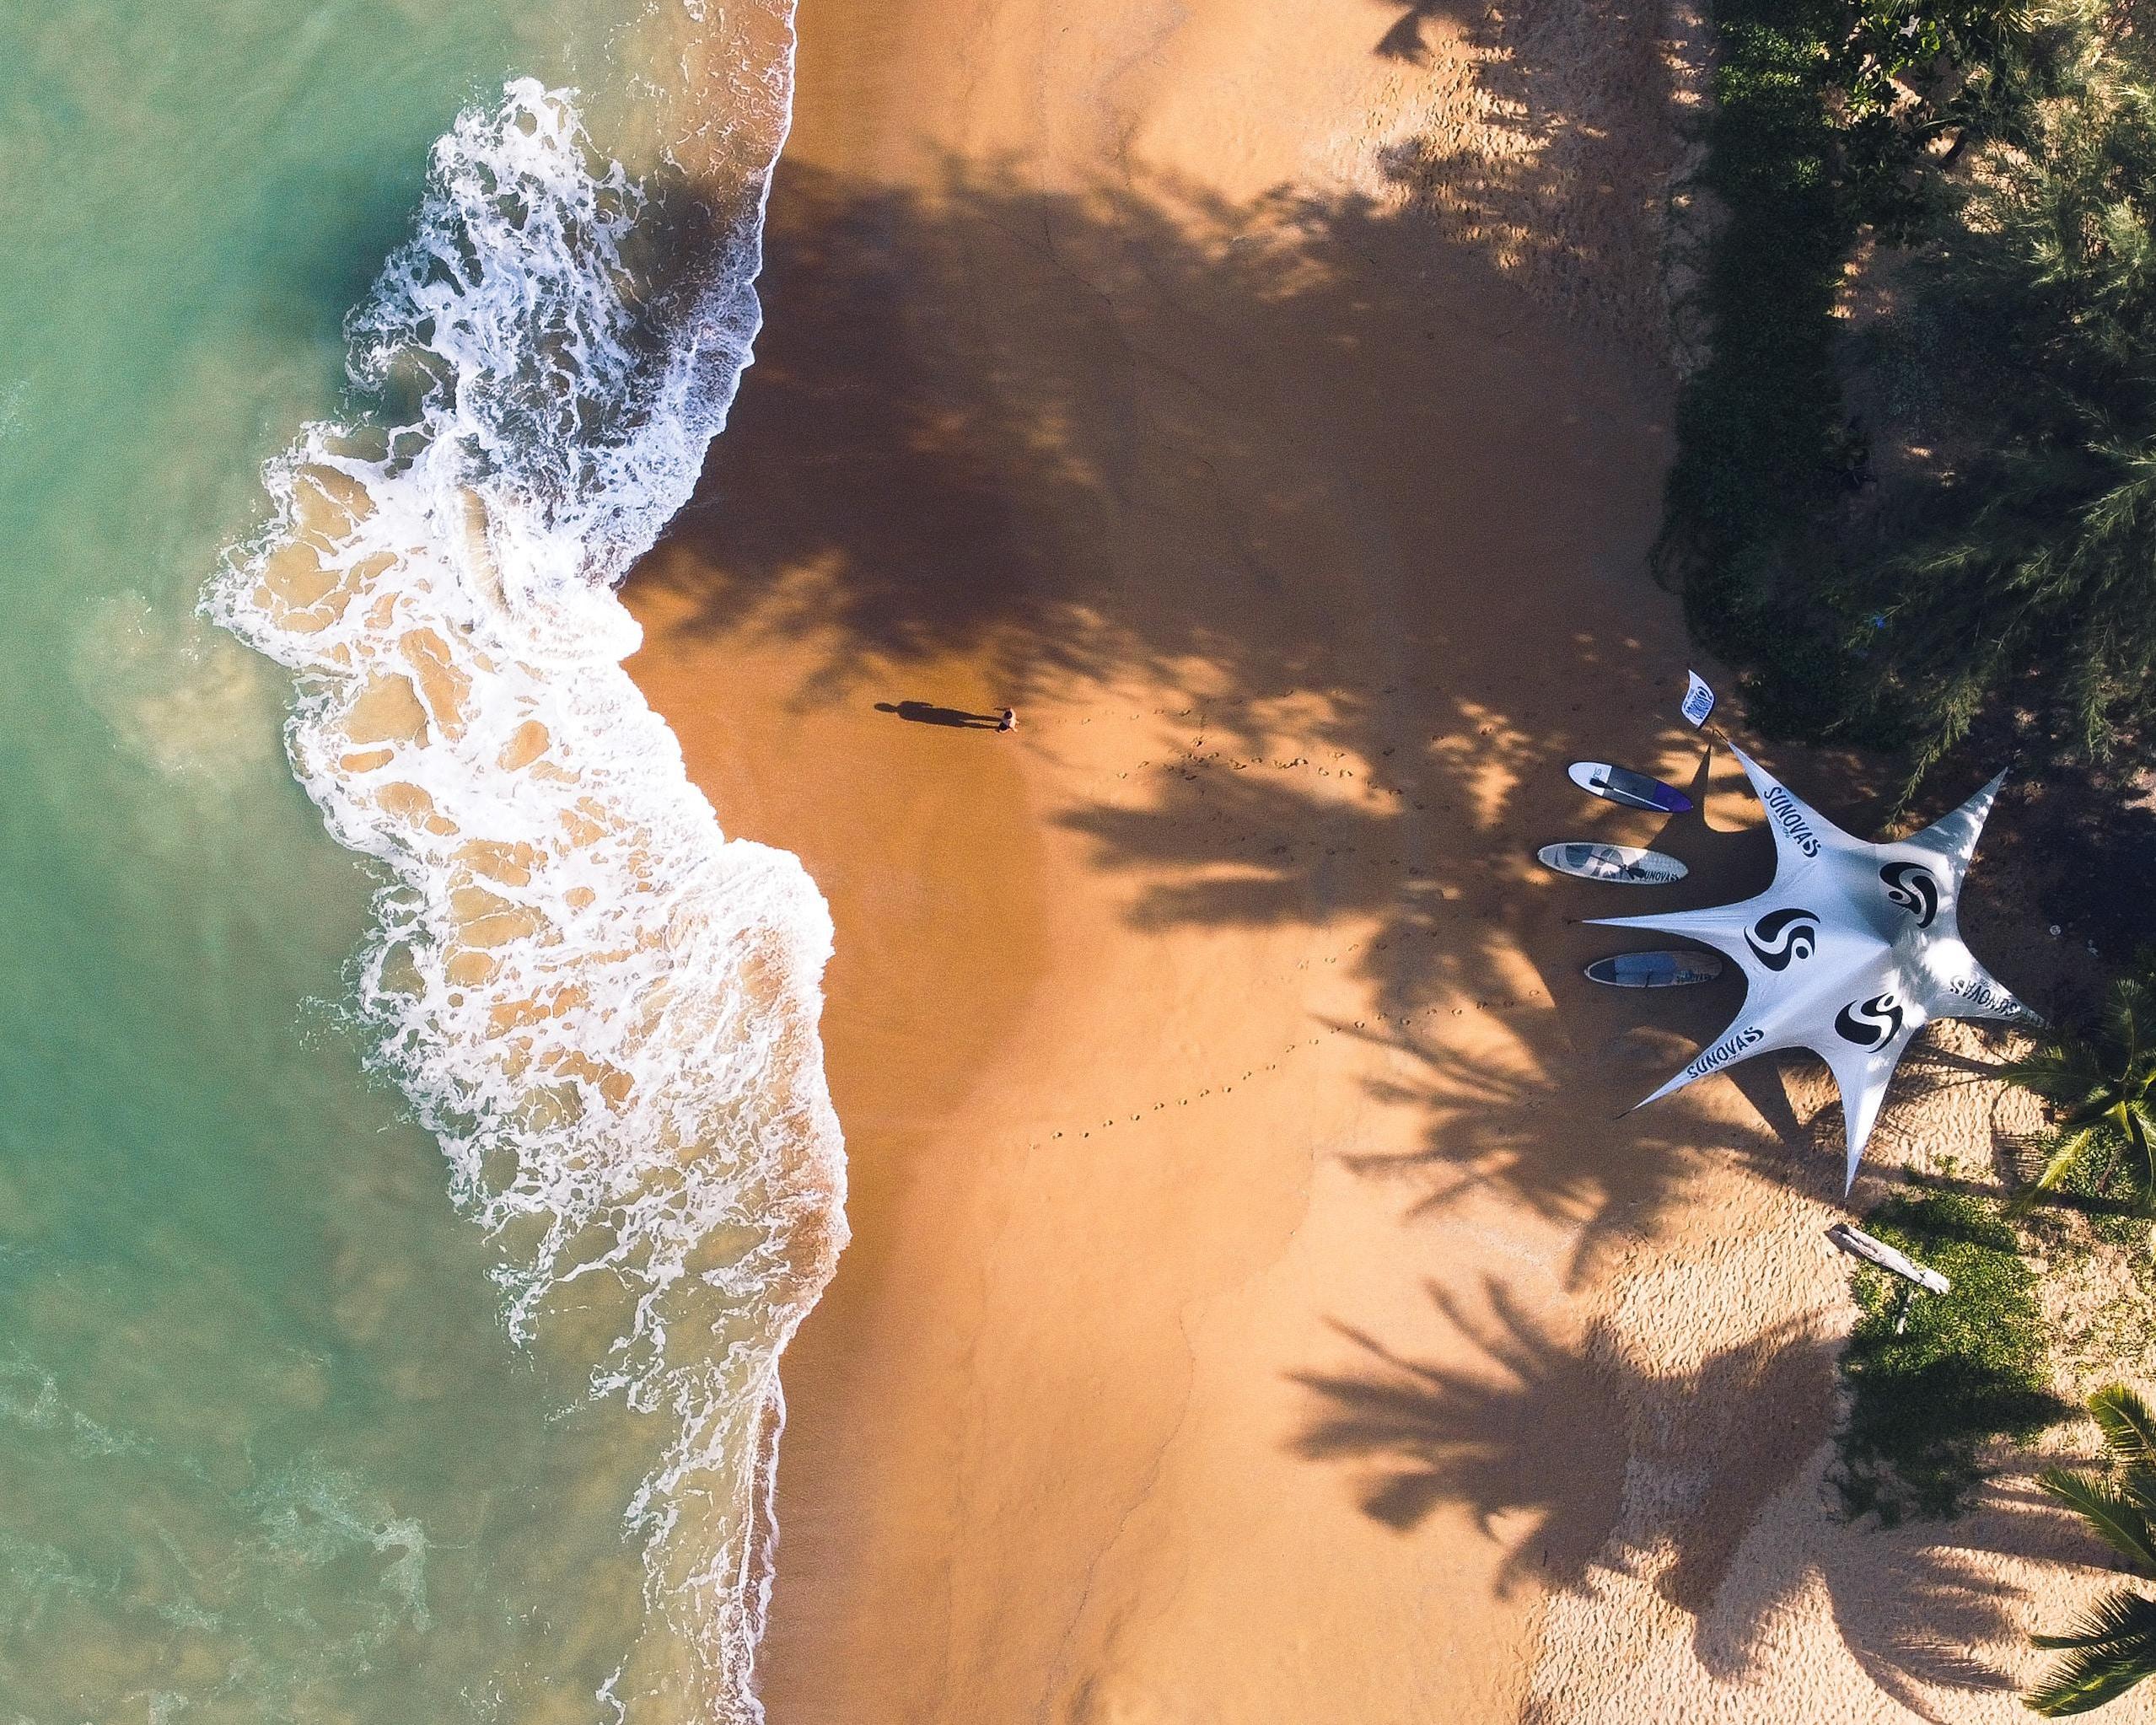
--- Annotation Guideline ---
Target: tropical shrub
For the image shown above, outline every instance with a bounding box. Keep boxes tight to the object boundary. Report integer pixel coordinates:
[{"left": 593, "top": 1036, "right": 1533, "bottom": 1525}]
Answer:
[
  {"left": 1665, "top": 0, "right": 2156, "bottom": 782},
  {"left": 1867, "top": 42, "right": 2156, "bottom": 784},
  {"left": 2006, "top": 975, "right": 2156, "bottom": 1215},
  {"left": 2029, "top": 1384, "right": 2156, "bottom": 1715},
  {"left": 1836, "top": 1192, "right": 2067, "bottom": 1522}
]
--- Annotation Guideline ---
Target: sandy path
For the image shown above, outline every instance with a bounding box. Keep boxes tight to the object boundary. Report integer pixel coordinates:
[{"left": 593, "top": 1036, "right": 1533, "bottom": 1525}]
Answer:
[{"left": 622, "top": 0, "right": 2110, "bottom": 1717}]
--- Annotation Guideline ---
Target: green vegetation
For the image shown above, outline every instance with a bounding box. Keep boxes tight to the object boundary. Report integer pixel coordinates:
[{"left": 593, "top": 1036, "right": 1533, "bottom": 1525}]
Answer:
[
  {"left": 1671, "top": 4, "right": 2156, "bottom": 1660},
  {"left": 2028, "top": 1384, "right": 2156, "bottom": 1715},
  {"left": 1658, "top": 0, "right": 1865, "bottom": 739},
  {"left": 1874, "top": 37, "right": 2156, "bottom": 785},
  {"left": 1665, "top": 0, "right": 2156, "bottom": 782},
  {"left": 1834, "top": 1191, "right": 2067, "bottom": 1523},
  {"left": 2007, "top": 975, "right": 2156, "bottom": 1216}
]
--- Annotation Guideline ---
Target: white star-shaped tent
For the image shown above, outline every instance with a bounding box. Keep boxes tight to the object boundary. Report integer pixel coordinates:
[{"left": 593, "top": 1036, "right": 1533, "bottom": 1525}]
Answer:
[{"left": 1593, "top": 746, "right": 2037, "bottom": 1189}]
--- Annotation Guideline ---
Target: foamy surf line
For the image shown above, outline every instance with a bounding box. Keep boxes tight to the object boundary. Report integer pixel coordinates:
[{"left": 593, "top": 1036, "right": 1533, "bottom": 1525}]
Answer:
[{"left": 207, "top": 71, "right": 844, "bottom": 1722}]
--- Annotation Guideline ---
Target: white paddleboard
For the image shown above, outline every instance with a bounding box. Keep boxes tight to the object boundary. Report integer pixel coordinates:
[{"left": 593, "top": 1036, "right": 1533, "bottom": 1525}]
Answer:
[{"left": 1537, "top": 842, "right": 1688, "bottom": 885}]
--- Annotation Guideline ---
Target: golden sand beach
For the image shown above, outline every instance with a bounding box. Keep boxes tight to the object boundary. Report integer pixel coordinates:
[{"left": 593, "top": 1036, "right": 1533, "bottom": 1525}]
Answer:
[{"left": 623, "top": 0, "right": 2127, "bottom": 1715}]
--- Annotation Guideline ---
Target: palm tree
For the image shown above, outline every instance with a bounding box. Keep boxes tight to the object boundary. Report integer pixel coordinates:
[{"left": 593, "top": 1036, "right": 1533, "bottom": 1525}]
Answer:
[
  {"left": 1867, "top": 47, "right": 2156, "bottom": 788},
  {"left": 2005, "top": 977, "right": 2156, "bottom": 1213},
  {"left": 2029, "top": 1384, "right": 2156, "bottom": 1714}
]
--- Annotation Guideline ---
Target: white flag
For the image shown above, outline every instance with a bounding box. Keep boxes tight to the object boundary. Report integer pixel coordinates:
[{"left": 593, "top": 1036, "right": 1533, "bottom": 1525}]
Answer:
[{"left": 1680, "top": 670, "right": 1716, "bottom": 728}]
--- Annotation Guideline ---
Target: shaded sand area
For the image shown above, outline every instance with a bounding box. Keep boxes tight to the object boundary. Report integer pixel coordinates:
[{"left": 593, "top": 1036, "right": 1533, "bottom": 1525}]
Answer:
[{"left": 623, "top": 0, "right": 2122, "bottom": 1717}]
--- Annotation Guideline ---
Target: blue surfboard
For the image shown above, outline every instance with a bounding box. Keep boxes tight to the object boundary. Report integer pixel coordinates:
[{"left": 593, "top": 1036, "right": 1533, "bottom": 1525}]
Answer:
[
  {"left": 1584, "top": 950, "right": 1725, "bottom": 988},
  {"left": 1568, "top": 760, "right": 1692, "bottom": 814}
]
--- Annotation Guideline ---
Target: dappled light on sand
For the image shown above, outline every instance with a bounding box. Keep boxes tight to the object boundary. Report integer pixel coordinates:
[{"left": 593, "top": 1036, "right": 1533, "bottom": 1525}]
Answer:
[{"left": 613, "top": 0, "right": 2101, "bottom": 1715}]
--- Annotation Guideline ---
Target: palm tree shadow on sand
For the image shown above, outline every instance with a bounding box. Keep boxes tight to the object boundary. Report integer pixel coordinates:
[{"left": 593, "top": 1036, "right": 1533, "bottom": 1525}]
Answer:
[
  {"left": 634, "top": 155, "right": 2040, "bottom": 1300},
  {"left": 628, "top": 27, "right": 2010, "bottom": 1279},
  {"left": 618, "top": 38, "right": 2085, "bottom": 1719},
  {"left": 1288, "top": 1279, "right": 1630, "bottom": 1595},
  {"left": 1290, "top": 1281, "right": 2078, "bottom": 1715},
  {"left": 1370, "top": 0, "right": 1452, "bottom": 64}
]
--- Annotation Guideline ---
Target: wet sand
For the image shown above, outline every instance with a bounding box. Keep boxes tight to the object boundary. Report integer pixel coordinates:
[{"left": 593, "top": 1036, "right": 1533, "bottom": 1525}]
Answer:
[{"left": 625, "top": 0, "right": 2109, "bottom": 1716}]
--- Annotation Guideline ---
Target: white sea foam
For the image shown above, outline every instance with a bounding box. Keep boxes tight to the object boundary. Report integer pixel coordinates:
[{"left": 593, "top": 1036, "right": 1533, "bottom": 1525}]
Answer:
[{"left": 206, "top": 74, "right": 843, "bottom": 1721}]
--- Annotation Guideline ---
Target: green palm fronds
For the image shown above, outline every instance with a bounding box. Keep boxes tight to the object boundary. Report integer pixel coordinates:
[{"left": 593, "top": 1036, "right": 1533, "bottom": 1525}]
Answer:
[
  {"left": 2031, "top": 1385, "right": 2156, "bottom": 1714},
  {"left": 2004, "top": 979, "right": 2156, "bottom": 1213},
  {"left": 2036, "top": 1466, "right": 2156, "bottom": 1572},
  {"left": 1873, "top": 48, "right": 2156, "bottom": 782},
  {"left": 2089, "top": 1384, "right": 2156, "bottom": 1470},
  {"left": 2028, "top": 1589, "right": 2156, "bottom": 1714}
]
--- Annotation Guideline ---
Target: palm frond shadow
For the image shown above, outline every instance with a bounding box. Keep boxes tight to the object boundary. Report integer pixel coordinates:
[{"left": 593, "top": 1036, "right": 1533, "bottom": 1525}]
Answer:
[
  {"left": 1696, "top": 1525, "right": 2026, "bottom": 1719},
  {"left": 1288, "top": 1285, "right": 1841, "bottom": 1615},
  {"left": 637, "top": 147, "right": 1804, "bottom": 1271},
  {"left": 1293, "top": 1283, "right": 2085, "bottom": 1714},
  {"left": 1287, "top": 1279, "right": 1628, "bottom": 1595},
  {"left": 1733, "top": 1461, "right": 2108, "bottom": 1718},
  {"left": 1332, "top": 1011, "right": 1848, "bottom": 1282}
]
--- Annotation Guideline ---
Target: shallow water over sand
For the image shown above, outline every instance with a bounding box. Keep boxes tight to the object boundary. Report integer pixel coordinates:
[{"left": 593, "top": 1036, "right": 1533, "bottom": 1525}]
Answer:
[{"left": 0, "top": 4, "right": 836, "bottom": 1719}]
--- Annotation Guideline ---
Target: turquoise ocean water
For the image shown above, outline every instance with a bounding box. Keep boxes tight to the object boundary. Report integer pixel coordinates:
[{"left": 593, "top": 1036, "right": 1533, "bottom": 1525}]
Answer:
[{"left": 0, "top": 5, "right": 841, "bottom": 1721}]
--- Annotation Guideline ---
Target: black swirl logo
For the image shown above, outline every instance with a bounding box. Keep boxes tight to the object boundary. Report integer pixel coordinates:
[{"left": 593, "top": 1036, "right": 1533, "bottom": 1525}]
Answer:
[
  {"left": 1745, "top": 906, "right": 1820, "bottom": 971},
  {"left": 1835, "top": 991, "right": 1906, "bottom": 1050},
  {"left": 1879, "top": 862, "right": 1939, "bottom": 928}
]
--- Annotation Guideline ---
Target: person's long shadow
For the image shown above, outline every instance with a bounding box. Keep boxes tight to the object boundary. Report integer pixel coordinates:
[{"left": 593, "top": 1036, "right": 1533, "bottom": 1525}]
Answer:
[
  {"left": 633, "top": 72, "right": 2030, "bottom": 1276},
  {"left": 627, "top": 62, "right": 1746, "bottom": 1272},
  {"left": 875, "top": 700, "right": 1007, "bottom": 729}
]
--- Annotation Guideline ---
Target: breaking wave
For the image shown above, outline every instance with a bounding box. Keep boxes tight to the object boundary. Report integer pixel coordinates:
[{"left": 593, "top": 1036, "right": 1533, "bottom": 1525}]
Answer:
[{"left": 205, "top": 73, "right": 844, "bottom": 1721}]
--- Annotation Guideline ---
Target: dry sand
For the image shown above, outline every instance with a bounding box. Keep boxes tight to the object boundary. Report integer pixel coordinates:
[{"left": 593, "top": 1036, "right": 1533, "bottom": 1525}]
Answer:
[{"left": 623, "top": 0, "right": 2125, "bottom": 1716}]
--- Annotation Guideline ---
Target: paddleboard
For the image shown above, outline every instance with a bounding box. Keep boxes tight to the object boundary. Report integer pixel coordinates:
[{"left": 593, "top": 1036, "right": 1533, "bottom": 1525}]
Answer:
[
  {"left": 1537, "top": 842, "right": 1688, "bottom": 885},
  {"left": 1567, "top": 760, "right": 1693, "bottom": 814},
  {"left": 1584, "top": 950, "right": 1725, "bottom": 988}
]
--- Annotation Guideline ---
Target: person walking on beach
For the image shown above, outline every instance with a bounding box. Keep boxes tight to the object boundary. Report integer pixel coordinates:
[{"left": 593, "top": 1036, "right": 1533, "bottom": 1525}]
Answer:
[{"left": 997, "top": 707, "right": 1016, "bottom": 733}]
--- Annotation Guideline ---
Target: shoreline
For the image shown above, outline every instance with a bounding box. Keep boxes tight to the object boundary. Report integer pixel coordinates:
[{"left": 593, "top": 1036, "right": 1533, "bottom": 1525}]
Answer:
[
  {"left": 624, "top": 0, "right": 2113, "bottom": 1715},
  {"left": 626, "top": 0, "right": 1695, "bottom": 1710}
]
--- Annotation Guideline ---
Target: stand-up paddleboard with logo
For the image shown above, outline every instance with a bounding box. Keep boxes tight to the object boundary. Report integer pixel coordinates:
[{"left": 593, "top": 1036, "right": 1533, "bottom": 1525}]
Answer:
[
  {"left": 1584, "top": 950, "right": 1725, "bottom": 988},
  {"left": 1567, "top": 761, "right": 1693, "bottom": 814},
  {"left": 1536, "top": 843, "right": 1688, "bottom": 885}
]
